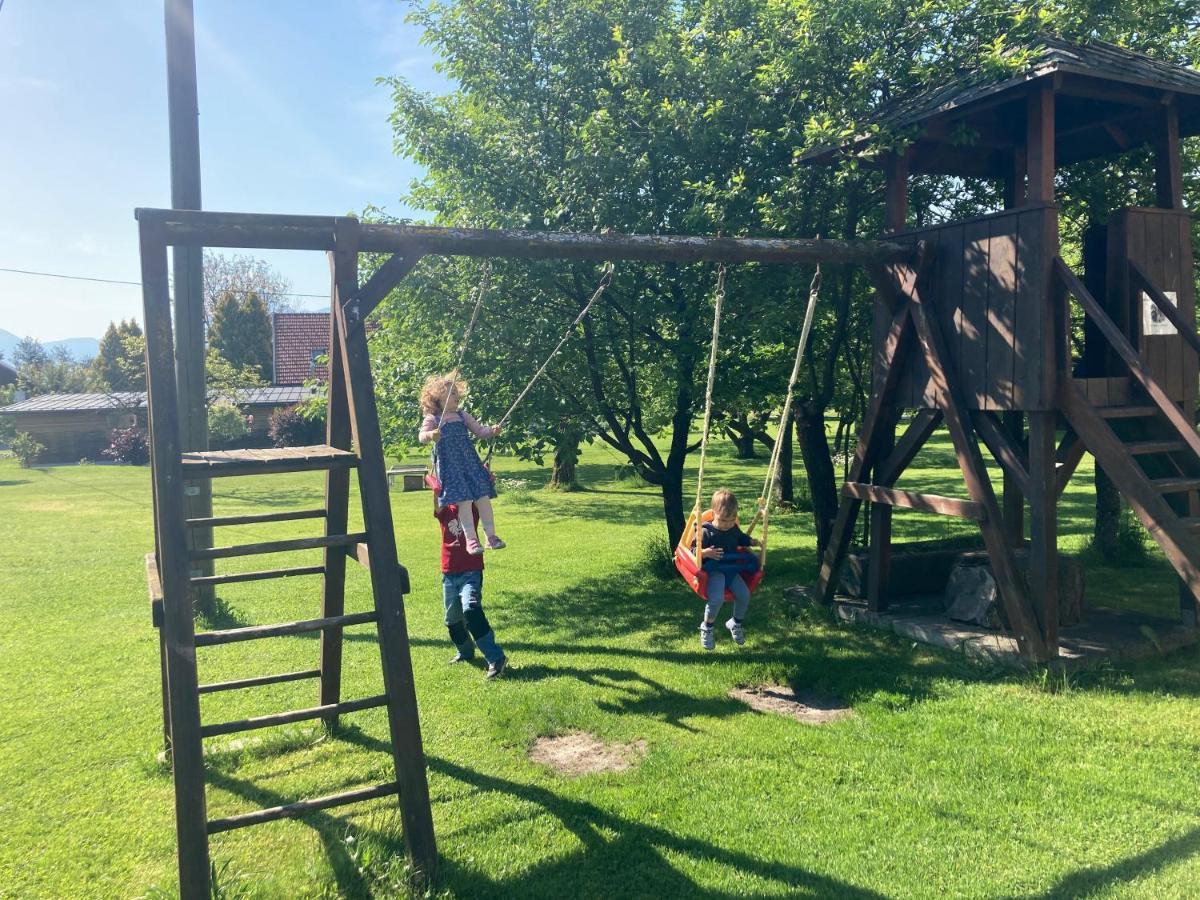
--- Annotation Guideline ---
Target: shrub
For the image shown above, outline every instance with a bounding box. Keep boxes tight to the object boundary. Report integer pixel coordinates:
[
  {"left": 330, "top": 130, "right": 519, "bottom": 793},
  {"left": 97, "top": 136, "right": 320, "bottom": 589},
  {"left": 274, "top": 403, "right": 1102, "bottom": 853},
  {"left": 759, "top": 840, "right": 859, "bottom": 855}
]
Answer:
[
  {"left": 12, "top": 431, "right": 45, "bottom": 467},
  {"left": 637, "top": 528, "right": 677, "bottom": 580},
  {"left": 209, "top": 400, "right": 250, "bottom": 448},
  {"left": 103, "top": 426, "right": 150, "bottom": 465},
  {"left": 268, "top": 405, "right": 325, "bottom": 447}
]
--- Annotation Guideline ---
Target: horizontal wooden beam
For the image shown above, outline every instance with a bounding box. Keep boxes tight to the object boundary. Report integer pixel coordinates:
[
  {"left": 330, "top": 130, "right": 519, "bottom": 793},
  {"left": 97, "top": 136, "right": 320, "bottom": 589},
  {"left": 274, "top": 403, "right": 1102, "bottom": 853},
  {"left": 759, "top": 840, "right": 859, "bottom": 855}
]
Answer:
[
  {"left": 189, "top": 564, "right": 325, "bottom": 587},
  {"left": 199, "top": 693, "right": 388, "bottom": 738},
  {"left": 189, "top": 532, "right": 368, "bottom": 561},
  {"left": 194, "top": 610, "right": 377, "bottom": 647},
  {"left": 135, "top": 208, "right": 914, "bottom": 266},
  {"left": 185, "top": 508, "right": 327, "bottom": 528},
  {"left": 207, "top": 782, "right": 400, "bottom": 834},
  {"left": 197, "top": 669, "right": 321, "bottom": 695},
  {"left": 842, "top": 482, "right": 986, "bottom": 520}
]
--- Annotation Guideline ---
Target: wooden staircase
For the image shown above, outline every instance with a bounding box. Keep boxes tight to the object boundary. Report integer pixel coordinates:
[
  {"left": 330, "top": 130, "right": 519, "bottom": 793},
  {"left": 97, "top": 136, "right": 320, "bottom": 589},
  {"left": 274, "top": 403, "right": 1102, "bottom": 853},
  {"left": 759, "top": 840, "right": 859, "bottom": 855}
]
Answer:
[
  {"left": 1055, "top": 259, "right": 1200, "bottom": 622},
  {"left": 141, "top": 222, "right": 436, "bottom": 897}
]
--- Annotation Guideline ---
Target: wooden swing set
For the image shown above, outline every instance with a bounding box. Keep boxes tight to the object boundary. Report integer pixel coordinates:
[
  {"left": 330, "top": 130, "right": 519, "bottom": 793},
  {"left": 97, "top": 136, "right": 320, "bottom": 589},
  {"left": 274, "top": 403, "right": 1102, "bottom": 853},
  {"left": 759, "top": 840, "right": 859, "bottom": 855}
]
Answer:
[{"left": 139, "top": 208, "right": 907, "bottom": 898}]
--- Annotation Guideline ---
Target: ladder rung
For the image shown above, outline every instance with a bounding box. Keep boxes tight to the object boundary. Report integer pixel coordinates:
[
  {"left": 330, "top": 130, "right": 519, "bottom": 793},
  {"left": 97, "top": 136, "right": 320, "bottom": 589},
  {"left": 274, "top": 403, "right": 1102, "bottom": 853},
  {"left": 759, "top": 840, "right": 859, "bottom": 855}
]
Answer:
[
  {"left": 195, "top": 610, "right": 377, "bottom": 647},
  {"left": 1181, "top": 517, "right": 1200, "bottom": 533},
  {"left": 190, "top": 565, "right": 325, "bottom": 587},
  {"left": 1097, "top": 405, "right": 1158, "bottom": 419},
  {"left": 189, "top": 532, "right": 368, "bottom": 562},
  {"left": 197, "top": 669, "right": 321, "bottom": 695},
  {"left": 1126, "top": 440, "right": 1187, "bottom": 456},
  {"left": 1152, "top": 477, "right": 1200, "bottom": 494},
  {"left": 200, "top": 694, "right": 388, "bottom": 738},
  {"left": 186, "top": 508, "right": 328, "bottom": 528},
  {"left": 207, "top": 782, "right": 400, "bottom": 834}
]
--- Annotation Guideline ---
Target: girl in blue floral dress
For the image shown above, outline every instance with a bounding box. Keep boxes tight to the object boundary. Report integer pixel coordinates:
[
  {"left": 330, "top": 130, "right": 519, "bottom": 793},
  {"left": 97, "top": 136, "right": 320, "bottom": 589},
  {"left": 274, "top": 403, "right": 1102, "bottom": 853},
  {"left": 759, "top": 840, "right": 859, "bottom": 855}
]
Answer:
[{"left": 419, "top": 372, "right": 505, "bottom": 556}]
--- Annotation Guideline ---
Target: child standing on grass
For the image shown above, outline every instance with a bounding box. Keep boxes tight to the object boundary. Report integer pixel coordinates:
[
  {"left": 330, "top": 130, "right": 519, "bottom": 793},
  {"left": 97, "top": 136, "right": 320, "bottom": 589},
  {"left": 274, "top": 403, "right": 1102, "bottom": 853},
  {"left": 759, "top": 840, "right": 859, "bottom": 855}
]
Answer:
[
  {"left": 419, "top": 372, "right": 505, "bottom": 556},
  {"left": 436, "top": 496, "right": 508, "bottom": 679},
  {"left": 699, "top": 488, "right": 760, "bottom": 651}
]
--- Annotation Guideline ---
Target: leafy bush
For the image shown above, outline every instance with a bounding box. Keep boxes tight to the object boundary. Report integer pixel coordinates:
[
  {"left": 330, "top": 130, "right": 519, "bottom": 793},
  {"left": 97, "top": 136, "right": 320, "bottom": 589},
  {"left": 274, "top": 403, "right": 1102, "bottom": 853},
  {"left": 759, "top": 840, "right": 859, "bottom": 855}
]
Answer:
[
  {"left": 208, "top": 401, "right": 250, "bottom": 448},
  {"left": 103, "top": 426, "right": 149, "bottom": 465},
  {"left": 268, "top": 405, "right": 325, "bottom": 447},
  {"left": 637, "top": 528, "right": 677, "bottom": 580},
  {"left": 12, "top": 431, "right": 45, "bottom": 467}
]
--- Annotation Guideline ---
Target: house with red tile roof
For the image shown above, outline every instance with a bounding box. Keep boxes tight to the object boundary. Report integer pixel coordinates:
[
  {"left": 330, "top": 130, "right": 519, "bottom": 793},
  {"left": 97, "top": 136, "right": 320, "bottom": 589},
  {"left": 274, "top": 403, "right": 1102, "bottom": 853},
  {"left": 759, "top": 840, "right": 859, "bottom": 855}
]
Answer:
[{"left": 272, "top": 312, "right": 329, "bottom": 385}]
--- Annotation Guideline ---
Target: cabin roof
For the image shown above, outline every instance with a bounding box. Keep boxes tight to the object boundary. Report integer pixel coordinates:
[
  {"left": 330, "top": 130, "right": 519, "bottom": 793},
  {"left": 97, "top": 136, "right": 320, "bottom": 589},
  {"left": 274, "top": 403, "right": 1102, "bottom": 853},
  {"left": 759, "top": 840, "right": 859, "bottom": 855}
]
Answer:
[
  {"left": 799, "top": 35, "right": 1200, "bottom": 170},
  {"left": 0, "top": 386, "right": 315, "bottom": 415}
]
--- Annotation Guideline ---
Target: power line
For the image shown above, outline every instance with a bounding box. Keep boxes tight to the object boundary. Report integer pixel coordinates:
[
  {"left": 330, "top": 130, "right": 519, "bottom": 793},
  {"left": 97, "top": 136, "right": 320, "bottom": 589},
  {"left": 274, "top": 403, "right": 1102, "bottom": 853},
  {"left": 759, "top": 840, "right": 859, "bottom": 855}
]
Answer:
[{"left": 0, "top": 265, "right": 328, "bottom": 299}]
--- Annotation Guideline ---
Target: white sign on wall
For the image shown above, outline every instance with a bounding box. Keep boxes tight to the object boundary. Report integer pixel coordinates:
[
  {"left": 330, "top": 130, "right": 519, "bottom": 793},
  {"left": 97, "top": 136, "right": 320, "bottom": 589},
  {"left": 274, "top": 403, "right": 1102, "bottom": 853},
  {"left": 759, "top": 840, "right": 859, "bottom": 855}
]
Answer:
[{"left": 1143, "top": 289, "right": 1179, "bottom": 337}]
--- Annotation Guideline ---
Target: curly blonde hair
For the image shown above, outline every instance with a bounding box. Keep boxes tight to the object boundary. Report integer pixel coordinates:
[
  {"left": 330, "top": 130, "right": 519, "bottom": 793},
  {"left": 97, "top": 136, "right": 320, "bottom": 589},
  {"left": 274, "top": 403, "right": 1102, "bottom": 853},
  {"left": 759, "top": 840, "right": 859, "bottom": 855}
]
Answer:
[{"left": 419, "top": 371, "right": 467, "bottom": 416}]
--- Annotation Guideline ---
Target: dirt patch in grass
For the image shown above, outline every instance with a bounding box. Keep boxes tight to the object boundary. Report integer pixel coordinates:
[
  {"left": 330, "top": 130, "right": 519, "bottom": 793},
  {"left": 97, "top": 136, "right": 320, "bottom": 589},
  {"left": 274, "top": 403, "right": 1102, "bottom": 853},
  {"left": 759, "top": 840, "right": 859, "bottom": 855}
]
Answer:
[
  {"left": 528, "top": 732, "right": 646, "bottom": 776},
  {"left": 730, "top": 684, "right": 853, "bottom": 725}
]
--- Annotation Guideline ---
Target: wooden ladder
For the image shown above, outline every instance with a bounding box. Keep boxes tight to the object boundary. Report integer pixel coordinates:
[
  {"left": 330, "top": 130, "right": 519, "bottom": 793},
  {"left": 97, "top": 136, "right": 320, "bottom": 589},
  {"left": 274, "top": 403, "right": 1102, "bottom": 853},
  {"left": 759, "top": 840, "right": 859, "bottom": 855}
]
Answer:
[
  {"left": 141, "top": 221, "right": 435, "bottom": 898},
  {"left": 1055, "top": 259, "right": 1200, "bottom": 622}
]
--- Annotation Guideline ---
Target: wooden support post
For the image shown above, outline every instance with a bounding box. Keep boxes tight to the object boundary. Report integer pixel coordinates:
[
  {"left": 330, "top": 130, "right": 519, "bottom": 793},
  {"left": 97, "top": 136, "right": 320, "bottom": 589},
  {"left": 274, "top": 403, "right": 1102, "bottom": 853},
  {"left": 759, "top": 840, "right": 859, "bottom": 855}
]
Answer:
[
  {"left": 1028, "top": 411, "right": 1058, "bottom": 649},
  {"left": 1155, "top": 98, "right": 1183, "bottom": 210},
  {"left": 140, "top": 221, "right": 211, "bottom": 900},
  {"left": 319, "top": 229, "right": 354, "bottom": 726},
  {"left": 1026, "top": 82, "right": 1056, "bottom": 205},
  {"left": 164, "top": 0, "right": 213, "bottom": 607},
  {"left": 867, "top": 417, "right": 896, "bottom": 611},
  {"left": 1003, "top": 148, "right": 1026, "bottom": 209},
  {"left": 1002, "top": 411, "right": 1025, "bottom": 545},
  {"left": 884, "top": 151, "right": 909, "bottom": 234},
  {"left": 331, "top": 219, "right": 438, "bottom": 881}
]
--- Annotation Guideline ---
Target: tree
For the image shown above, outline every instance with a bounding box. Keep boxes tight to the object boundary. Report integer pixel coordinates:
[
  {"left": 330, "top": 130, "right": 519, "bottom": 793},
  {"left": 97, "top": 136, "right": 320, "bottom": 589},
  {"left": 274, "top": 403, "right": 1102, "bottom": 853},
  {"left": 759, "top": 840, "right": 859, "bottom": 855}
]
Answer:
[
  {"left": 208, "top": 292, "right": 273, "bottom": 381},
  {"left": 203, "top": 251, "right": 294, "bottom": 321},
  {"left": 90, "top": 319, "right": 145, "bottom": 392},
  {"left": 13, "top": 337, "right": 90, "bottom": 396}
]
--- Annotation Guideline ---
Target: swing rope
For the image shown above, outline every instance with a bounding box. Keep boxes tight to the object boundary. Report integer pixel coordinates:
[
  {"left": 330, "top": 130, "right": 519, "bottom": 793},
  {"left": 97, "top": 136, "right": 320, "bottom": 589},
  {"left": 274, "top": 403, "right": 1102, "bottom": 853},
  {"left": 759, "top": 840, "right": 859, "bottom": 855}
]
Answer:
[
  {"left": 745, "top": 264, "right": 822, "bottom": 565},
  {"left": 492, "top": 261, "right": 615, "bottom": 433},
  {"left": 437, "top": 261, "right": 492, "bottom": 431},
  {"left": 691, "top": 263, "right": 727, "bottom": 562}
]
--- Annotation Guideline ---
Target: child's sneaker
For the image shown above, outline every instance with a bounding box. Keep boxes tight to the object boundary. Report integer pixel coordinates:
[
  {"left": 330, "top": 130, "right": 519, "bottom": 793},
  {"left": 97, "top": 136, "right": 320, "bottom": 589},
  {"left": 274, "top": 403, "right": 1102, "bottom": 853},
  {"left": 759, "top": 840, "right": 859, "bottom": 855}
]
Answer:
[
  {"left": 448, "top": 650, "right": 474, "bottom": 664},
  {"left": 465, "top": 537, "right": 485, "bottom": 556},
  {"left": 485, "top": 655, "right": 508, "bottom": 679},
  {"left": 725, "top": 618, "right": 745, "bottom": 646},
  {"left": 700, "top": 624, "right": 715, "bottom": 651},
  {"left": 486, "top": 535, "right": 506, "bottom": 550}
]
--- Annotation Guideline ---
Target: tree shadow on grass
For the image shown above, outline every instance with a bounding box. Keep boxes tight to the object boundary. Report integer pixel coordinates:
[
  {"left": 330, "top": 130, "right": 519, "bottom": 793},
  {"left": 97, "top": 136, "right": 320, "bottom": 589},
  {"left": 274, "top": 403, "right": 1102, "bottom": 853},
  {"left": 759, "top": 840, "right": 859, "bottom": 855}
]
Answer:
[
  {"left": 1025, "top": 824, "right": 1200, "bottom": 899},
  {"left": 0, "top": 479, "right": 31, "bottom": 487},
  {"left": 333, "top": 725, "right": 887, "bottom": 899}
]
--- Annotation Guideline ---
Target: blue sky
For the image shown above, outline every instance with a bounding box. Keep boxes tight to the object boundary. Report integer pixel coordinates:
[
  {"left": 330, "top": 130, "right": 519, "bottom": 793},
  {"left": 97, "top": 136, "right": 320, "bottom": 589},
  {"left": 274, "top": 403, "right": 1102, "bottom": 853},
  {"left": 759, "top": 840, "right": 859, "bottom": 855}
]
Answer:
[{"left": 0, "top": 0, "right": 447, "bottom": 343}]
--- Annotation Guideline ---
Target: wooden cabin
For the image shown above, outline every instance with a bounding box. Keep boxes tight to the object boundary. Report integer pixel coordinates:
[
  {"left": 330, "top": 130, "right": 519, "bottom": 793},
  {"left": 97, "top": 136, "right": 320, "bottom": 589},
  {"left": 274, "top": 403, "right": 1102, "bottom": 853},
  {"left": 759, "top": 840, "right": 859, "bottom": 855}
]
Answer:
[{"left": 803, "top": 36, "right": 1200, "bottom": 661}]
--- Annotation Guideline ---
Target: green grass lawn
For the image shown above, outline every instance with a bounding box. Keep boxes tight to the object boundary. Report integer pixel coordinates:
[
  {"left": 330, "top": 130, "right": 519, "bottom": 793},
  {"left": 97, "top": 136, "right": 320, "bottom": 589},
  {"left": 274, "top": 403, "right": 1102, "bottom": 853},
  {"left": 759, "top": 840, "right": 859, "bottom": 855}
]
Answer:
[{"left": 2, "top": 431, "right": 1200, "bottom": 898}]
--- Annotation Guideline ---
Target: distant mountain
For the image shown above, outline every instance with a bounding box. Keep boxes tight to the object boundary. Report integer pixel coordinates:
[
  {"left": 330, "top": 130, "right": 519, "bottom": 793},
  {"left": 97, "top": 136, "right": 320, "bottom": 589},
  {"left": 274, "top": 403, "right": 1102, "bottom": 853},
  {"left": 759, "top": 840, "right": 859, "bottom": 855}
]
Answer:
[{"left": 0, "top": 328, "right": 99, "bottom": 362}]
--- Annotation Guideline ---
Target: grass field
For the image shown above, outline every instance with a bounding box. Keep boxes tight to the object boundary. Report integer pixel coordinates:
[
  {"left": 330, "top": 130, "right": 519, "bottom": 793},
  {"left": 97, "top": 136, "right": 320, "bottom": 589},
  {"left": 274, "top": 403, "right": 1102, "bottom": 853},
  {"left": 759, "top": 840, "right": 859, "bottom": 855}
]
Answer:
[{"left": 2, "top": 432, "right": 1200, "bottom": 898}]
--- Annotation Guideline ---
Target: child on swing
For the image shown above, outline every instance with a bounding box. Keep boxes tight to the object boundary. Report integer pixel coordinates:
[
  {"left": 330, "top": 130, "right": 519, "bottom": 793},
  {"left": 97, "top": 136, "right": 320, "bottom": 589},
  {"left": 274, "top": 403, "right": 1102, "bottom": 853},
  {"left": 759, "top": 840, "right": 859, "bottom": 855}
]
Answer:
[
  {"left": 699, "top": 488, "right": 760, "bottom": 651},
  {"left": 419, "top": 372, "right": 505, "bottom": 555}
]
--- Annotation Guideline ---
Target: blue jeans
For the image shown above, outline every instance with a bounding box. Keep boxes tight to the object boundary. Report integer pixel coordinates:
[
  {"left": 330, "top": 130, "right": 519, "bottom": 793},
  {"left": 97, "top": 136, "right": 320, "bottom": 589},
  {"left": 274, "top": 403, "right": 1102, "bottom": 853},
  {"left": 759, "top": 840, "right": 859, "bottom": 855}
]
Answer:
[
  {"left": 443, "top": 571, "right": 504, "bottom": 663},
  {"left": 704, "top": 572, "right": 751, "bottom": 624}
]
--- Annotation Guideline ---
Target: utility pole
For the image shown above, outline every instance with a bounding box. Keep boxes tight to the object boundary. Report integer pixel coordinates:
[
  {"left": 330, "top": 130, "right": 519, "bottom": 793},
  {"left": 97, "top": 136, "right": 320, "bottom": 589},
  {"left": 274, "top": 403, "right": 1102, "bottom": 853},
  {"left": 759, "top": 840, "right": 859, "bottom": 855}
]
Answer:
[{"left": 164, "top": 0, "right": 213, "bottom": 605}]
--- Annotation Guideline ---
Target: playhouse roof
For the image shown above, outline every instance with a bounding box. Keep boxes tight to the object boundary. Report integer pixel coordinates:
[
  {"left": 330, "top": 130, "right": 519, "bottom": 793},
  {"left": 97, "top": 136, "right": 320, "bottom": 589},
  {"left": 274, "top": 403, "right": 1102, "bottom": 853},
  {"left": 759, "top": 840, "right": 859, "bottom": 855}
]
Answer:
[{"left": 799, "top": 35, "right": 1200, "bottom": 172}]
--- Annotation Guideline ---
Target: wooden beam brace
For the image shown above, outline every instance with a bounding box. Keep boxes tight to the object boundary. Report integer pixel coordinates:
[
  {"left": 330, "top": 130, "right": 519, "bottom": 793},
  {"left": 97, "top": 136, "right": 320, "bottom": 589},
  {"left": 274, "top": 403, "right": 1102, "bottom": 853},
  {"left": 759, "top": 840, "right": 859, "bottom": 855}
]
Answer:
[
  {"left": 1130, "top": 261, "right": 1200, "bottom": 356},
  {"left": 843, "top": 482, "right": 985, "bottom": 520},
  {"left": 875, "top": 409, "right": 942, "bottom": 486},
  {"left": 907, "top": 245, "right": 1051, "bottom": 661},
  {"left": 348, "top": 251, "right": 424, "bottom": 330},
  {"left": 1055, "top": 432, "right": 1086, "bottom": 498},
  {"left": 971, "top": 411, "right": 1030, "bottom": 495}
]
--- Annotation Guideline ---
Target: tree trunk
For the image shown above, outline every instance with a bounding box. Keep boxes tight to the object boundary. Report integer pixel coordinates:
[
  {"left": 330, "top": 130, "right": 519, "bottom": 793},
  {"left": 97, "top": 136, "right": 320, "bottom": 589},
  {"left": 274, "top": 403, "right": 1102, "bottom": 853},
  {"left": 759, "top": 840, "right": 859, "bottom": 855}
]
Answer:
[
  {"left": 1094, "top": 465, "right": 1120, "bottom": 555},
  {"left": 662, "top": 463, "right": 687, "bottom": 548},
  {"left": 724, "top": 414, "right": 758, "bottom": 459},
  {"left": 796, "top": 405, "right": 839, "bottom": 559},
  {"left": 772, "top": 409, "right": 794, "bottom": 505},
  {"left": 548, "top": 426, "right": 582, "bottom": 491}
]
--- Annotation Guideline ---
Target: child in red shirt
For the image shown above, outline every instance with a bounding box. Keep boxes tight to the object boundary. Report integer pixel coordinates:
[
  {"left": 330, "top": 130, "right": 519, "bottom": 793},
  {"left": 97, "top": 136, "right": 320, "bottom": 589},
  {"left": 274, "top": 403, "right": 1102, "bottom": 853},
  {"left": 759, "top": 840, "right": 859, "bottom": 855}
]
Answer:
[{"left": 436, "top": 499, "right": 508, "bottom": 678}]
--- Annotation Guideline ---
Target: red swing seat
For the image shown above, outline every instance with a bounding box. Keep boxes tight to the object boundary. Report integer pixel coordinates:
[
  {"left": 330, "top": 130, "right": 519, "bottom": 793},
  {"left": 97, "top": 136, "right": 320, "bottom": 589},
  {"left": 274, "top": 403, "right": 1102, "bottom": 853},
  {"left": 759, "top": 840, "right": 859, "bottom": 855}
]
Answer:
[{"left": 674, "top": 509, "right": 764, "bottom": 601}]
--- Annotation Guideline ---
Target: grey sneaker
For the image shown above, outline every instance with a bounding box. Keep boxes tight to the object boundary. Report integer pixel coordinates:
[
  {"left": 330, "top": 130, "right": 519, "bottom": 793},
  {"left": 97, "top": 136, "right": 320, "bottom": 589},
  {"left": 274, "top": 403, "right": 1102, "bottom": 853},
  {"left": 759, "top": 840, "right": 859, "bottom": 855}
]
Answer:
[
  {"left": 700, "top": 624, "right": 715, "bottom": 651},
  {"left": 725, "top": 618, "right": 745, "bottom": 646},
  {"left": 485, "top": 655, "right": 508, "bottom": 679}
]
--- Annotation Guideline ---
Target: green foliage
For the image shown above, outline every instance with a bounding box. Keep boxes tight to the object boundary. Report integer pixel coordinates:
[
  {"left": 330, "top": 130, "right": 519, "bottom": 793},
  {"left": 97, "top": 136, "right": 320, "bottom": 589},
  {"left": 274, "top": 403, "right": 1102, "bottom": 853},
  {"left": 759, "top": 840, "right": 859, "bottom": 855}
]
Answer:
[
  {"left": 208, "top": 400, "right": 250, "bottom": 448},
  {"left": 205, "top": 347, "right": 265, "bottom": 404},
  {"left": 208, "top": 291, "right": 273, "bottom": 381},
  {"left": 12, "top": 337, "right": 90, "bottom": 396},
  {"left": 268, "top": 404, "right": 326, "bottom": 447},
  {"left": 90, "top": 319, "right": 145, "bottom": 392},
  {"left": 11, "top": 432, "right": 44, "bottom": 467}
]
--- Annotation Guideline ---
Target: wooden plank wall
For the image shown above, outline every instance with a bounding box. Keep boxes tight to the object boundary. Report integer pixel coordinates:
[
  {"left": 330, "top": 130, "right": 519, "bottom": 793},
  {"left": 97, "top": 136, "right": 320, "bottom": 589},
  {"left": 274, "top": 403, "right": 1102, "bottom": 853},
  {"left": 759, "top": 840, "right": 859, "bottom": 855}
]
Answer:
[
  {"left": 882, "top": 205, "right": 1055, "bottom": 411},
  {"left": 1107, "top": 208, "right": 1197, "bottom": 412}
]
